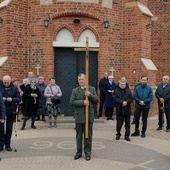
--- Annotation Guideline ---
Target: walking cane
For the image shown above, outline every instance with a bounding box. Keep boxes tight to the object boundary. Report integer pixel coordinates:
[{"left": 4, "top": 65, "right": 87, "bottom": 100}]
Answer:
[
  {"left": 162, "top": 103, "right": 165, "bottom": 126},
  {"left": 14, "top": 105, "right": 19, "bottom": 152}
]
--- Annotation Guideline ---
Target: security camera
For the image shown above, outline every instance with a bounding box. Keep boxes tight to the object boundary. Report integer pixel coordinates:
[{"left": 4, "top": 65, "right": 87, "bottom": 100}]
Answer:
[{"left": 73, "top": 18, "right": 80, "bottom": 25}]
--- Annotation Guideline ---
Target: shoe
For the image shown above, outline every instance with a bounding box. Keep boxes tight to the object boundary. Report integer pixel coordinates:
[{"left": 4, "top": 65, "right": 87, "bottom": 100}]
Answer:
[
  {"left": 17, "top": 119, "right": 21, "bottom": 122},
  {"left": 74, "top": 155, "right": 82, "bottom": 160},
  {"left": 20, "top": 126, "right": 25, "bottom": 130},
  {"left": 115, "top": 136, "right": 120, "bottom": 140},
  {"left": 85, "top": 156, "right": 91, "bottom": 161},
  {"left": 131, "top": 132, "right": 140, "bottom": 137},
  {"left": 110, "top": 117, "right": 114, "bottom": 120},
  {"left": 125, "top": 136, "right": 131, "bottom": 141},
  {"left": 31, "top": 125, "right": 36, "bottom": 129},
  {"left": 106, "top": 117, "right": 110, "bottom": 120},
  {"left": 5, "top": 146, "right": 12, "bottom": 152},
  {"left": 157, "top": 127, "right": 162, "bottom": 130},
  {"left": 0, "top": 147, "right": 4, "bottom": 152},
  {"left": 42, "top": 117, "right": 46, "bottom": 121},
  {"left": 166, "top": 129, "right": 170, "bottom": 132},
  {"left": 131, "top": 121, "right": 135, "bottom": 125},
  {"left": 141, "top": 133, "right": 146, "bottom": 138},
  {"left": 35, "top": 117, "right": 40, "bottom": 121}
]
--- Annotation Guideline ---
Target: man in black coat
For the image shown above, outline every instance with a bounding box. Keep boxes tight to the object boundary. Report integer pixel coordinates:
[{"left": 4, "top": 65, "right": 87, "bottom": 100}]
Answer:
[
  {"left": 98, "top": 72, "right": 108, "bottom": 117},
  {"left": 0, "top": 75, "right": 21, "bottom": 151},
  {"left": 113, "top": 79, "right": 133, "bottom": 141},
  {"left": 155, "top": 75, "right": 170, "bottom": 131}
]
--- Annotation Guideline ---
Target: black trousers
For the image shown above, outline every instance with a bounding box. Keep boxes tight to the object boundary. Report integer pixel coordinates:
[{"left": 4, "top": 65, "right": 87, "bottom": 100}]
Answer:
[
  {"left": 116, "top": 114, "right": 130, "bottom": 137},
  {"left": 164, "top": 108, "right": 170, "bottom": 130},
  {"left": 135, "top": 108, "right": 149, "bottom": 133},
  {"left": 75, "top": 123, "right": 93, "bottom": 157},
  {"left": 158, "top": 106, "right": 165, "bottom": 128},
  {"left": 0, "top": 115, "right": 14, "bottom": 148},
  {"left": 106, "top": 107, "right": 113, "bottom": 118},
  {"left": 99, "top": 94, "right": 105, "bottom": 116}
]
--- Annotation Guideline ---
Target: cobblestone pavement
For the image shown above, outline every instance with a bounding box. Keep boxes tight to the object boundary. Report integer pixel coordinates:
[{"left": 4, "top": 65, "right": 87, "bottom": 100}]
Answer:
[{"left": 0, "top": 115, "right": 170, "bottom": 170}]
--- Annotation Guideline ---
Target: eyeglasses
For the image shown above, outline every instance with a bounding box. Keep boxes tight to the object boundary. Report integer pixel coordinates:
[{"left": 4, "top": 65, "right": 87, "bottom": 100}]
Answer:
[{"left": 31, "top": 82, "right": 36, "bottom": 83}]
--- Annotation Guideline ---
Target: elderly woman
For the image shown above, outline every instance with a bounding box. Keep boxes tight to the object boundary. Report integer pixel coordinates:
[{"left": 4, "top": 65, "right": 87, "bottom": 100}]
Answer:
[
  {"left": 44, "top": 77, "right": 62, "bottom": 128},
  {"left": 20, "top": 79, "right": 41, "bottom": 130}
]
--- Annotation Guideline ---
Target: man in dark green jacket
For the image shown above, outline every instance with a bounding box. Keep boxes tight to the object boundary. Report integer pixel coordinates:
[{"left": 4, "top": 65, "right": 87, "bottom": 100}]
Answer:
[{"left": 70, "top": 73, "right": 98, "bottom": 161}]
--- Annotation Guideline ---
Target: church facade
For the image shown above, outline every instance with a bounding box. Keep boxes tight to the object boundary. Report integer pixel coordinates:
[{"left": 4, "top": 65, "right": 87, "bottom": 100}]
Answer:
[{"left": 0, "top": 0, "right": 169, "bottom": 116}]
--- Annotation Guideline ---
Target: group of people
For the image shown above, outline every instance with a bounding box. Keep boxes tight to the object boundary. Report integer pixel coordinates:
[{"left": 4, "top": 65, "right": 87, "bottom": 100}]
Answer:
[
  {"left": 99, "top": 73, "right": 170, "bottom": 142},
  {"left": 0, "top": 71, "right": 170, "bottom": 162},
  {"left": 0, "top": 72, "right": 62, "bottom": 152}
]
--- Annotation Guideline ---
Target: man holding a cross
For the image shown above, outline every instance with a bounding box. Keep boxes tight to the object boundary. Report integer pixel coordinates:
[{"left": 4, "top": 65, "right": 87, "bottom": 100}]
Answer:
[{"left": 70, "top": 73, "right": 98, "bottom": 161}]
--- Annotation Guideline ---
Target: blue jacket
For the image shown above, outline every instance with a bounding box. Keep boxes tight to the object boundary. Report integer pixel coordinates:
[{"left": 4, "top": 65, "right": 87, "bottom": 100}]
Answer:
[
  {"left": 0, "top": 92, "right": 6, "bottom": 119},
  {"left": 0, "top": 83, "right": 21, "bottom": 115},
  {"left": 134, "top": 84, "right": 153, "bottom": 108}
]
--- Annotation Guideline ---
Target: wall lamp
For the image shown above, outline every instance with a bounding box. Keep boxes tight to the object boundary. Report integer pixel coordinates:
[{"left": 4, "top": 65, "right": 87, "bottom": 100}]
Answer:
[
  {"left": 103, "top": 17, "right": 109, "bottom": 29},
  {"left": 73, "top": 18, "right": 80, "bottom": 26},
  {"left": 44, "top": 19, "right": 50, "bottom": 27}
]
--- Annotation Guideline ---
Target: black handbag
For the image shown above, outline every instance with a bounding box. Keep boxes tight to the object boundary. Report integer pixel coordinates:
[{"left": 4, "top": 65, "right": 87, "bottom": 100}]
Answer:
[{"left": 50, "top": 86, "right": 61, "bottom": 104}]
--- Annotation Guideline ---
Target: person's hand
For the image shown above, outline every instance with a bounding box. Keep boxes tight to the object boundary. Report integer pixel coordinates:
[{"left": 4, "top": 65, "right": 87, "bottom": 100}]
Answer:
[
  {"left": 160, "top": 98, "right": 164, "bottom": 103},
  {"left": 3, "top": 97, "right": 6, "bottom": 101},
  {"left": 122, "top": 101, "right": 127, "bottom": 106},
  {"left": 139, "top": 101, "right": 145, "bottom": 105},
  {"left": 108, "top": 90, "right": 112, "bottom": 93},
  {"left": 85, "top": 91, "right": 90, "bottom": 96},
  {"left": 6, "top": 97, "right": 12, "bottom": 102},
  {"left": 84, "top": 100, "right": 89, "bottom": 106},
  {"left": 0, "top": 119, "right": 5, "bottom": 123}
]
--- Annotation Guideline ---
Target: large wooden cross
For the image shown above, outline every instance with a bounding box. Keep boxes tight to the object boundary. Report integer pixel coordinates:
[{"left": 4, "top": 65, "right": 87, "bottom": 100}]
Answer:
[
  {"left": 109, "top": 67, "right": 115, "bottom": 76},
  {"left": 74, "top": 37, "right": 99, "bottom": 138}
]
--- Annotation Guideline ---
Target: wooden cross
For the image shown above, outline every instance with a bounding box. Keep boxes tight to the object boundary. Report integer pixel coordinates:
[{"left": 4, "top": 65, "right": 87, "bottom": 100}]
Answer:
[
  {"left": 35, "top": 63, "right": 41, "bottom": 76},
  {"left": 109, "top": 67, "right": 115, "bottom": 76},
  {"left": 74, "top": 37, "right": 99, "bottom": 138}
]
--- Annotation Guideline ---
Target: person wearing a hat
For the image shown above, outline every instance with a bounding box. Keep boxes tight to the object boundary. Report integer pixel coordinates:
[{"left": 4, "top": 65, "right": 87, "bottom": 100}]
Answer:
[{"left": 104, "top": 75, "right": 117, "bottom": 120}]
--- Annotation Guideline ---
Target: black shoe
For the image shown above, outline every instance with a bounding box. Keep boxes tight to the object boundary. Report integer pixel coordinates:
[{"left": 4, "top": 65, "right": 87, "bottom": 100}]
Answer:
[
  {"left": 125, "top": 136, "right": 131, "bottom": 141},
  {"left": 131, "top": 120, "right": 135, "bottom": 125},
  {"left": 20, "top": 126, "right": 25, "bottom": 130},
  {"left": 166, "top": 129, "right": 170, "bottom": 132},
  {"left": 5, "top": 146, "right": 12, "bottom": 152},
  {"left": 74, "top": 155, "right": 82, "bottom": 160},
  {"left": 31, "top": 125, "right": 36, "bottom": 129},
  {"left": 131, "top": 132, "right": 140, "bottom": 137},
  {"left": 141, "top": 133, "right": 146, "bottom": 138},
  {"left": 35, "top": 117, "right": 40, "bottom": 121},
  {"left": 110, "top": 117, "right": 114, "bottom": 120},
  {"left": 106, "top": 117, "right": 110, "bottom": 120},
  {"left": 85, "top": 156, "right": 91, "bottom": 161},
  {"left": 42, "top": 117, "right": 46, "bottom": 121},
  {"left": 0, "top": 147, "right": 4, "bottom": 152},
  {"left": 115, "top": 136, "right": 120, "bottom": 140},
  {"left": 157, "top": 127, "right": 162, "bottom": 130}
]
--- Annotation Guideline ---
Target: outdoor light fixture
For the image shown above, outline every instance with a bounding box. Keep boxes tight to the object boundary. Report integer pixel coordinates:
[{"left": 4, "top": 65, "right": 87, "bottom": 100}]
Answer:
[
  {"left": 103, "top": 17, "right": 109, "bottom": 29},
  {"left": 44, "top": 19, "right": 50, "bottom": 27},
  {"left": 73, "top": 18, "right": 80, "bottom": 26}
]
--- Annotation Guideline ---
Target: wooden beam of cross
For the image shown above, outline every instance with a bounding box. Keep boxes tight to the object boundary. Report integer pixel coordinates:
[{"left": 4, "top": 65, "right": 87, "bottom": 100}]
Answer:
[
  {"left": 109, "top": 67, "right": 115, "bottom": 76},
  {"left": 35, "top": 63, "right": 41, "bottom": 76},
  {"left": 74, "top": 37, "right": 99, "bottom": 138}
]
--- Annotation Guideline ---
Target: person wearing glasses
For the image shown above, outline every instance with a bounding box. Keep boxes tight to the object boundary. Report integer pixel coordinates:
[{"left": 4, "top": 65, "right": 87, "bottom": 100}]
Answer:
[
  {"left": 155, "top": 75, "right": 170, "bottom": 132},
  {"left": 0, "top": 75, "right": 21, "bottom": 151},
  {"left": 20, "top": 79, "right": 41, "bottom": 130}
]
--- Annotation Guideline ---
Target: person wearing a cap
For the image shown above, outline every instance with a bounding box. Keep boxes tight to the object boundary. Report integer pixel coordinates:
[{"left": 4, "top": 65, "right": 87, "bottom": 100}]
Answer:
[{"left": 104, "top": 75, "right": 117, "bottom": 120}]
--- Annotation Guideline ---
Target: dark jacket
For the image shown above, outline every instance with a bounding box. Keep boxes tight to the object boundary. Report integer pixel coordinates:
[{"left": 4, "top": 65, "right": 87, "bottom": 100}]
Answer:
[
  {"left": 99, "top": 77, "right": 108, "bottom": 95},
  {"left": 0, "top": 83, "right": 21, "bottom": 115},
  {"left": 134, "top": 84, "right": 153, "bottom": 109},
  {"left": 23, "top": 85, "right": 41, "bottom": 117},
  {"left": 70, "top": 86, "right": 98, "bottom": 123},
  {"left": 155, "top": 83, "right": 170, "bottom": 108},
  {"left": 0, "top": 92, "right": 6, "bottom": 119},
  {"left": 113, "top": 87, "right": 133, "bottom": 115},
  {"left": 104, "top": 81, "right": 117, "bottom": 108}
]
